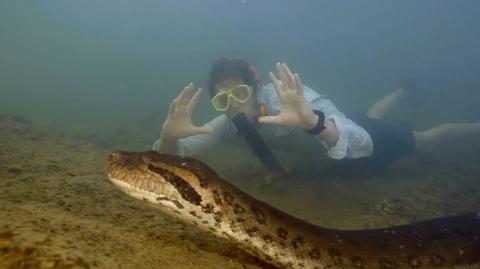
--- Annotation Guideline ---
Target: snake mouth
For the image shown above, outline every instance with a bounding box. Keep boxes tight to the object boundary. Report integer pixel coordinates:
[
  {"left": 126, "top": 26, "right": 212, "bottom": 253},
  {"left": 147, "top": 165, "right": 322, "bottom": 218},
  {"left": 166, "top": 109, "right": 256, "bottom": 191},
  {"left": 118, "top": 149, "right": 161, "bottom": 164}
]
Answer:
[
  {"left": 107, "top": 151, "right": 208, "bottom": 211},
  {"left": 107, "top": 151, "right": 222, "bottom": 231},
  {"left": 107, "top": 151, "right": 169, "bottom": 196}
]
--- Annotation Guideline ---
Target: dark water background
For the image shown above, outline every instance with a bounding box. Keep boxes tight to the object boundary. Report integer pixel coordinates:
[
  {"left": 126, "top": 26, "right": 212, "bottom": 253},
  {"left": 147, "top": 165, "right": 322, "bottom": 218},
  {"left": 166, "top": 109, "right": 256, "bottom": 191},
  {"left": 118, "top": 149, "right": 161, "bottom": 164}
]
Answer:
[{"left": 1, "top": 0, "right": 479, "bottom": 151}]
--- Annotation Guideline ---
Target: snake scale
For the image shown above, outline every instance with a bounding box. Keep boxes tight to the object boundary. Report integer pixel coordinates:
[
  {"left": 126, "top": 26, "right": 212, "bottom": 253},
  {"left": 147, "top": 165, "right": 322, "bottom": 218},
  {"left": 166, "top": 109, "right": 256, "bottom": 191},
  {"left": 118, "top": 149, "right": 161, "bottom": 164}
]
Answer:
[{"left": 107, "top": 151, "right": 480, "bottom": 269}]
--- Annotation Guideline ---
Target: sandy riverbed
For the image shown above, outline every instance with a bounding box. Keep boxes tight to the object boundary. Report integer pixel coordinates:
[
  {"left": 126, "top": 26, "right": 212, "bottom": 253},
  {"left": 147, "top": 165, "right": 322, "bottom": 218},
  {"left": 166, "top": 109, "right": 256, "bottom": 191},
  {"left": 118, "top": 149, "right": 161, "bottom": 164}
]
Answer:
[{"left": 0, "top": 113, "right": 479, "bottom": 268}]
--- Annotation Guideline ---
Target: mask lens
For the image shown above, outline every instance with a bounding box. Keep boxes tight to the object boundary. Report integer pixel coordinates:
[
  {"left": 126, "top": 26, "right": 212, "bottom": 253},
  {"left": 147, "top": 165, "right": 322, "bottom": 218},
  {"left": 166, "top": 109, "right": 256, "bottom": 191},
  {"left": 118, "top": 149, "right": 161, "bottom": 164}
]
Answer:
[
  {"left": 232, "top": 85, "right": 251, "bottom": 102},
  {"left": 212, "top": 92, "right": 229, "bottom": 110}
]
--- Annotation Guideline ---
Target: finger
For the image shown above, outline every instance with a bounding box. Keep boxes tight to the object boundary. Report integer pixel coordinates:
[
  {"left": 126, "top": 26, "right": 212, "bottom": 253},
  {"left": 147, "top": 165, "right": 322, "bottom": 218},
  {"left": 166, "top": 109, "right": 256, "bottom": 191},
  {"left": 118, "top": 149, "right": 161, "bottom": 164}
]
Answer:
[
  {"left": 269, "top": 73, "right": 285, "bottom": 99},
  {"left": 176, "top": 83, "right": 192, "bottom": 100},
  {"left": 257, "top": 115, "right": 283, "bottom": 125},
  {"left": 268, "top": 72, "right": 282, "bottom": 95},
  {"left": 276, "top": 63, "right": 289, "bottom": 91},
  {"left": 168, "top": 98, "right": 178, "bottom": 114},
  {"left": 294, "top": 73, "right": 304, "bottom": 96},
  {"left": 177, "top": 83, "right": 194, "bottom": 106},
  {"left": 281, "top": 63, "right": 295, "bottom": 89},
  {"left": 282, "top": 63, "right": 294, "bottom": 78},
  {"left": 187, "top": 87, "right": 203, "bottom": 111}
]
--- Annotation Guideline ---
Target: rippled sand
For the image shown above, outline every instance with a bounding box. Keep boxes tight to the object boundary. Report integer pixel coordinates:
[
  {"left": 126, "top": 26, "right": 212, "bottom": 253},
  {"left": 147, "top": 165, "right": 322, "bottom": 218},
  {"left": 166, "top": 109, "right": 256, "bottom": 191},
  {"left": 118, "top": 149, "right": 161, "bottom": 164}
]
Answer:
[{"left": 0, "top": 113, "right": 479, "bottom": 268}]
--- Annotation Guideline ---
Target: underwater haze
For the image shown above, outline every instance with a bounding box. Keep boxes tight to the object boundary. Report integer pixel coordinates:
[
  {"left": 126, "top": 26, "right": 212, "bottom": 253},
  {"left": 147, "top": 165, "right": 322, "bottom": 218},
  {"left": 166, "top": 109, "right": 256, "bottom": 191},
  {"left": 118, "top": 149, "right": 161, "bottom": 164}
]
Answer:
[
  {"left": 2, "top": 1, "right": 480, "bottom": 268},
  {"left": 1, "top": 0, "right": 480, "bottom": 149}
]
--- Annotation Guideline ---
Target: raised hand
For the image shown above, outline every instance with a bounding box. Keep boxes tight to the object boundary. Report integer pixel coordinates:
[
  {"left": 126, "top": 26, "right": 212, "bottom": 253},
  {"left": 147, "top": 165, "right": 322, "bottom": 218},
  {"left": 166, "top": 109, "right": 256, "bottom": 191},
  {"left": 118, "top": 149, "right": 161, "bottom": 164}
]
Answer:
[
  {"left": 161, "top": 83, "right": 212, "bottom": 140},
  {"left": 258, "top": 63, "right": 318, "bottom": 130}
]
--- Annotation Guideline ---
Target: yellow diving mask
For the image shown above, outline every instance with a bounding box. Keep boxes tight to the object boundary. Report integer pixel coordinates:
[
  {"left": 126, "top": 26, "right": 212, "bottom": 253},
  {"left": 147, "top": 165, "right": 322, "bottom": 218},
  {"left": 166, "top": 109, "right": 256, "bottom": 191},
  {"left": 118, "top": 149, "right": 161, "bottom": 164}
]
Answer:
[{"left": 211, "top": 84, "right": 252, "bottom": 111}]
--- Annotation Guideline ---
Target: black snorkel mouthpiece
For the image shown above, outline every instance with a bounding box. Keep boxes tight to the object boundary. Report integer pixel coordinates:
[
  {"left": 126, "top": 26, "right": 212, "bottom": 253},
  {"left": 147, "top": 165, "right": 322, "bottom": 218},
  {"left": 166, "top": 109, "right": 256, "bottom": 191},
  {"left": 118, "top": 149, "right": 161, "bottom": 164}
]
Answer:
[{"left": 232, "top": 113, "right": 287, "bottom": 177}]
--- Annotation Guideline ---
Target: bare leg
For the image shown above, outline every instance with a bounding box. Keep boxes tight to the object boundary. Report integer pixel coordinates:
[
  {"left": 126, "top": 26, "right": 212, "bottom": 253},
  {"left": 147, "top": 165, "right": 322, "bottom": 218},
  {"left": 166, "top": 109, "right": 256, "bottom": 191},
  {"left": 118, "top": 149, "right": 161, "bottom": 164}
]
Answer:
[
  {"left": 414, "top": 122, "right": 480, "bottom": 151},
  {"left": 367, "top": 88, "right": 408, "bottom": 119}
]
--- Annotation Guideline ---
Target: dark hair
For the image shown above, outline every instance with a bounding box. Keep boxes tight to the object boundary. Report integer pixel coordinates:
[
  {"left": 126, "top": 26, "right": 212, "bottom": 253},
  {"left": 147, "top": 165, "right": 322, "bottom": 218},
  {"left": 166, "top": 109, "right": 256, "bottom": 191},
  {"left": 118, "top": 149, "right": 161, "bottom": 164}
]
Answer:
[{"left": 207, "top": 58, "right": 259, "bottom": 98}]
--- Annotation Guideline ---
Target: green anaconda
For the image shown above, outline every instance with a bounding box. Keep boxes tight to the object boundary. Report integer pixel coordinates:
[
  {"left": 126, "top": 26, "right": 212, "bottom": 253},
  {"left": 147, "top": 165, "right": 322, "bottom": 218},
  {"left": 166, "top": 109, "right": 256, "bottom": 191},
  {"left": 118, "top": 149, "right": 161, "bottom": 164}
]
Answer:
[{"left": 107, "top": 151, "right": 480, "bottom": 269}]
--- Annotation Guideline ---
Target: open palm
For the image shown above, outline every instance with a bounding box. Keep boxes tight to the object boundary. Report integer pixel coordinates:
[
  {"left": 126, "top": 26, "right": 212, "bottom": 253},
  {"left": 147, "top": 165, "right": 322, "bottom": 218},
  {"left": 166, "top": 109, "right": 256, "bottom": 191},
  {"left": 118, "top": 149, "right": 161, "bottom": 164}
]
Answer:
[
  {"left": 162, "top": 83, "right": 212, "bottom": 139},
  {"left": 258, "top": 63, "right": 318, "bottom": 130}
]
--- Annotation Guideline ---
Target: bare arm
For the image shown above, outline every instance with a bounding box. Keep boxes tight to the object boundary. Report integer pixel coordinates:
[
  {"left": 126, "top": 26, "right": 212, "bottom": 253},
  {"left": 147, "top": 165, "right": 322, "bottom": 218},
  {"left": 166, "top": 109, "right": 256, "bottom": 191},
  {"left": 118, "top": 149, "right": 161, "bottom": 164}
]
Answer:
[{"left": 318, "top": 119, "right": 340, "bottom": 146}]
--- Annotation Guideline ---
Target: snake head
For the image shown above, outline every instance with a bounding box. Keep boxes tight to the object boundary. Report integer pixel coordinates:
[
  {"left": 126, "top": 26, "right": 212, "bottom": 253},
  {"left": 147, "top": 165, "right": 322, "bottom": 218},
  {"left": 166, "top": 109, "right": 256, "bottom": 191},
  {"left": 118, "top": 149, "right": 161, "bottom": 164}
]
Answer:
[{"left": 107, "top": 151, "right": 222, "bottom": 224}]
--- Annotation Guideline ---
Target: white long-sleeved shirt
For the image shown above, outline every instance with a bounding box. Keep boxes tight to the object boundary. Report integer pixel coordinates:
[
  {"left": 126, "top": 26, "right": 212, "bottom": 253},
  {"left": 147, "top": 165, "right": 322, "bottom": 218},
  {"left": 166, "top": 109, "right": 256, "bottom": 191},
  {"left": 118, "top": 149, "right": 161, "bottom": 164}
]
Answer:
[{"left": 153, "top": 83, "right": 373, "bottom": 160}]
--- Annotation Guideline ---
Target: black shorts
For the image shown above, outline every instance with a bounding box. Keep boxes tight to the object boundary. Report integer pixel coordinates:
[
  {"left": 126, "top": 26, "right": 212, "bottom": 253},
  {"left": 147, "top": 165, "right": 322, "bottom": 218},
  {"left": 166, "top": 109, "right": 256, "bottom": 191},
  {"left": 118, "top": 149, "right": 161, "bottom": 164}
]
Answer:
[{"left": 340, "top": 111, "right": 416, "bottom": 171}]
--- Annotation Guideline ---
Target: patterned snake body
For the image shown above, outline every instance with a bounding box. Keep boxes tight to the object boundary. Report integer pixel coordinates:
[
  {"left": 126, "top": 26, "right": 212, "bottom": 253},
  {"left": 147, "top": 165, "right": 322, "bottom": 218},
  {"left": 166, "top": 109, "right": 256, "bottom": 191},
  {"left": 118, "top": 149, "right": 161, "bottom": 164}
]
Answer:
[{"left": 107, "top": 151, "right": 480, "bottom": 269}]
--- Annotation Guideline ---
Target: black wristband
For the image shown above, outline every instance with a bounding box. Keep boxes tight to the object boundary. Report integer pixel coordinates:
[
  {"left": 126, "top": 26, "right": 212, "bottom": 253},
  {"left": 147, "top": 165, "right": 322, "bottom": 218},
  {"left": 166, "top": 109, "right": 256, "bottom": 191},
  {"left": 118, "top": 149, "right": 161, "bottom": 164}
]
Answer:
[{"left": 305, "top": 110, "right": 326, "bottom": 135}]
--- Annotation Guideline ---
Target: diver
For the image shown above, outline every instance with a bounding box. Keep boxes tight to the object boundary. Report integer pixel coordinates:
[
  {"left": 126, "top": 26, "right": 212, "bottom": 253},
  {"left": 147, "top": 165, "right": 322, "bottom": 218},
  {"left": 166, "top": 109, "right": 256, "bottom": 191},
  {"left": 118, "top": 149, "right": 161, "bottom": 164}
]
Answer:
[{"left": 153, "top": 58, "right": 480, "bottom": 174}]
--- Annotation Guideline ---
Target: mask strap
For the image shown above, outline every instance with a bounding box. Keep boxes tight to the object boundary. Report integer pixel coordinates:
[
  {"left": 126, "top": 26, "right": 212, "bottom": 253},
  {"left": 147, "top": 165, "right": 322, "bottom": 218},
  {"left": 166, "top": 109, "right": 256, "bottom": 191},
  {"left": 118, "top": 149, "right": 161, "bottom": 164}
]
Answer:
[{"left": 232, "top": 113, "right": 287, "bottom": 177}]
